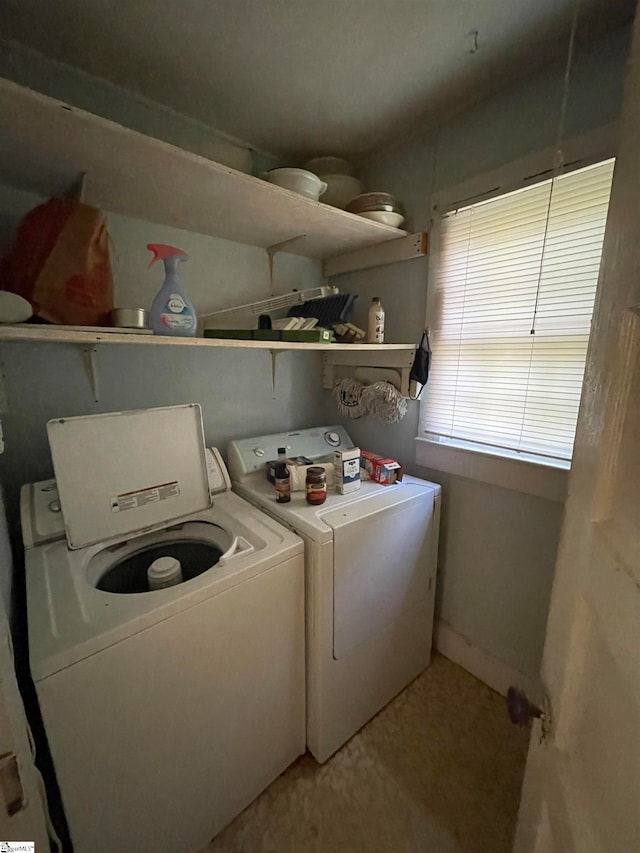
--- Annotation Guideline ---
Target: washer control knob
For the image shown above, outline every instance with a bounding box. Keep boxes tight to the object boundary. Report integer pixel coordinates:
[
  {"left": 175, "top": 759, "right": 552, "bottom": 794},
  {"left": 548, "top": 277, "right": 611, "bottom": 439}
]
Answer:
[
  {"left": 48, "top": 500, "right": 61, "bottom": 514},
  {"left": 325, "top": 431, "right": 341, "bottom": 446},
  {"left": 253, "top": 447, "right": 265, "bottom": 457}
]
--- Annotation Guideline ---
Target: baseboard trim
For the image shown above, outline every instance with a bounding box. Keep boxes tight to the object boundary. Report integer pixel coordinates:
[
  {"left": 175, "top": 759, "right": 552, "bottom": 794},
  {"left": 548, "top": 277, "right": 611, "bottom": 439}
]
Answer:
[{"left": 434, "top": 620, "right": 536, "bottom": 698}]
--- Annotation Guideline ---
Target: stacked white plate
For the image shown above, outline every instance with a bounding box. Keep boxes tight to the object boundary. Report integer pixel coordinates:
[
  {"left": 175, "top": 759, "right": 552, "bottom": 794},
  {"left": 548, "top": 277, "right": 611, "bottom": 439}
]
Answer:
[{"left": 345, "top": 192, "right": 405, "bottom": 228}]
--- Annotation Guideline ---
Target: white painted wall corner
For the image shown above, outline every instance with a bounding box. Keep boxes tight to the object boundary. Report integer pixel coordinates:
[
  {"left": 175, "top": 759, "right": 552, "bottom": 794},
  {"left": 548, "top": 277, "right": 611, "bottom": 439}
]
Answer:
[{"left": 435, "top": 620, "right": 539, "bottom": 699}]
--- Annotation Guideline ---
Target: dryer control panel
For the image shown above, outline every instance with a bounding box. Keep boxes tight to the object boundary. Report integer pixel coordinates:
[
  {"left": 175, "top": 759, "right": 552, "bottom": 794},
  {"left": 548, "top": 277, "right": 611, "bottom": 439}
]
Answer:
[{"left": 228, "top": 425, "right": 354, "bottom": 480}]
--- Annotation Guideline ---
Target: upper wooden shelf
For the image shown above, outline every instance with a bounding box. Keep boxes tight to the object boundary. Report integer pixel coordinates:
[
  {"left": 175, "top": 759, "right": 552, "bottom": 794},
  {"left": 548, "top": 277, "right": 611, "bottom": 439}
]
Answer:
[
  {"left": 0, "top": 325, "right": 416, "bottom": 351},
  {"left": 0, "top": 78, "right": 407, "bottom": 261}
]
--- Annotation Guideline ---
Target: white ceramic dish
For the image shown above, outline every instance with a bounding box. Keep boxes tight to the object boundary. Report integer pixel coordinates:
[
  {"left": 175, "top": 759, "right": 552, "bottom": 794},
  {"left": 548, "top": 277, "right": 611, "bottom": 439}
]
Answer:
[
  {"left": 264, "top": 168, "right": 327, "bottom": 200},
  {"left": 304, "top": 157, "right": 355, "bottom": 177},
  {"left": 0, "top": 292, "right": 32, "bottom": 323},
  {"left": 357, "top": 210, "right": 405, "bottom": 228},
  {"left": 321, "top": 175, "right": 364, "bottom": 209},
  {"left": 346, "top": 192, "right": 402, "bottom": 214}
]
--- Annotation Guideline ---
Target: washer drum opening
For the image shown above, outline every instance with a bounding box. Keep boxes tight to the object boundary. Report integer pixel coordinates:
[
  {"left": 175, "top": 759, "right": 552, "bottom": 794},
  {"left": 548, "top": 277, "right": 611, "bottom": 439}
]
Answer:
[{"left": 96, "top": 539, "right": 224, "bottom": 594}]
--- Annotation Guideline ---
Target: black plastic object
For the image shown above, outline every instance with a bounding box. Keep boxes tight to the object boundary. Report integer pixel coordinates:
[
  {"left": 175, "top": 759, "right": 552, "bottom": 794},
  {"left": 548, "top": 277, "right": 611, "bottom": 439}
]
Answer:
[
  {"left": 96, "top": 540, "right": 223, "bottom": 594},
  {"left": 288, "top": 293, "right": 358, "bottom": 325},
  {"left": 409, "top": 329, "right": 432, "bottom": 399}
]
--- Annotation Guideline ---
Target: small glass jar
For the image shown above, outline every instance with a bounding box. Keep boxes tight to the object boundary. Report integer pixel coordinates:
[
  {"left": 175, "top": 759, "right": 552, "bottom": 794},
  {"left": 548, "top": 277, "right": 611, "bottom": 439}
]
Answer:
[{"left": 305, "top": 466, "right": 327, "bottom": 505}]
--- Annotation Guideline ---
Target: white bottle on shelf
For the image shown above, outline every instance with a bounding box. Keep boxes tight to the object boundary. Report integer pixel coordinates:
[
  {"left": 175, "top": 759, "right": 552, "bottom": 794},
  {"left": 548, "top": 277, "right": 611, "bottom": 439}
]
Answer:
[{"left": 367, "top": 297, "right": 385, "bottom": 343}]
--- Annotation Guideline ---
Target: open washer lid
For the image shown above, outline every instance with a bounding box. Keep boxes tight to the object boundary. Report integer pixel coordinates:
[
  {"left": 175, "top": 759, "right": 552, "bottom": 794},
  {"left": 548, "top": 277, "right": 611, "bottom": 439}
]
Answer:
[{"left": 47, "top": 404, "right": 211, "bottom": 550}]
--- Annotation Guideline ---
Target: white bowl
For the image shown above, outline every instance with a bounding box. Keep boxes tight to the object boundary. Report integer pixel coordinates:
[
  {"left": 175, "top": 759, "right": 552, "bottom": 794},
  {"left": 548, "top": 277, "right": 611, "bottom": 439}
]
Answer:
[
  {"left": 0, "top": 291, "right": 32, "bottom": 323},
  {"left": 321, "top": 175, "right": 364, "bottom": 209},
  {"left": 304, "top": 157, "right": 355, "bottom": 177},
  {"left": 264, "top": 168, "right": 328, "bottom": 200},
  {"left": 357, "top": 210, "right": 405, "bottom": 228}
]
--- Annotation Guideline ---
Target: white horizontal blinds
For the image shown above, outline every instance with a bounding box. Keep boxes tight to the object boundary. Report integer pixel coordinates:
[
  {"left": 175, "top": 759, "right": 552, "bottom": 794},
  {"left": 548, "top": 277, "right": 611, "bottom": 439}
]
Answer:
[{"left": 423, "top": 158, "right": 615, "bottom": 461}]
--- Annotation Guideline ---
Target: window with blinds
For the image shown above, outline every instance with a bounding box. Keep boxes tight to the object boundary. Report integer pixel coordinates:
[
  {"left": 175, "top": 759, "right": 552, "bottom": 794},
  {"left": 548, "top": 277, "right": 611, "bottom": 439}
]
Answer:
[{"left": 422, "top": 158, "right": 615, "bottom": 463}]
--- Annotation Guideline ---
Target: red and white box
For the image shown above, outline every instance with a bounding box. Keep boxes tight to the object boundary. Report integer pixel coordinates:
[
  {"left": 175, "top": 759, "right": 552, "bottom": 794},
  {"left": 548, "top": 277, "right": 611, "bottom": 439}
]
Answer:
[{"left": 360, "top": 450, "right": 404, "bottom": 486}]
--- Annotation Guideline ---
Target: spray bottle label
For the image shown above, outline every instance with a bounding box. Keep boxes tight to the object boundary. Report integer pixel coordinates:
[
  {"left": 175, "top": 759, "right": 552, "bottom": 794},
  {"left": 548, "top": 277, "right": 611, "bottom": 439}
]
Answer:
[
  {"left": 167, "top": 294, "right": 186, "bottom": 313},
  {"left": 160, "top": 293, "right": 195, "bottom": 330}
]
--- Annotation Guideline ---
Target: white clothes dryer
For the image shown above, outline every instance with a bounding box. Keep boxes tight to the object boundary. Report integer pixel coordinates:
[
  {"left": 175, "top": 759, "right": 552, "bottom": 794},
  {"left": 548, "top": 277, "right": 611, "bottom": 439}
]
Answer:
[
  {"left": 22, "top": 404, "right": 305, "bottom": 853},
  {"left": 228, "top": 425, "right": 441, "bottom": 763}
]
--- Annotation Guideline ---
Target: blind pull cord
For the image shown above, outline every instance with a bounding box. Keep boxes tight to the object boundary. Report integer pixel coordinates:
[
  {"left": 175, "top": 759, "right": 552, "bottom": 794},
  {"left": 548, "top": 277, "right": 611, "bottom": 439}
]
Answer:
[{"left": 530, "top": 0, "right": 582, "bottom": 336}]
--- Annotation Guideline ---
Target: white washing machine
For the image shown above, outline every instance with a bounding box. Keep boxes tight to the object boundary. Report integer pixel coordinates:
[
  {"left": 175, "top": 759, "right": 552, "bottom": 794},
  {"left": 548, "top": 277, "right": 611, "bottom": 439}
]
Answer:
[
  {"left": 228, "top": 425, "right": 441, "bottom": 763},
  {"left": 21, "top": 404, "right": 305, "bottom": 853}
]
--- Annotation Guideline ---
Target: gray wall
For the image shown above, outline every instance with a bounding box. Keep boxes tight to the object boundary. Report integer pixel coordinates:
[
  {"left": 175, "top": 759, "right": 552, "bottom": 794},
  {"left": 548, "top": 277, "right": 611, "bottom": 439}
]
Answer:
[{"left": 323, "top": 23, "right": 631, "bottom": 687}]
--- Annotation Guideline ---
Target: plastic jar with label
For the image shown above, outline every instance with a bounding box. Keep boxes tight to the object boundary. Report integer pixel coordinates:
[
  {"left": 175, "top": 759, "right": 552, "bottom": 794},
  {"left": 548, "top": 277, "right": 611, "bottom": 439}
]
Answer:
[{"left": 305, "top": 466, "right": 327, "bottom": 505}]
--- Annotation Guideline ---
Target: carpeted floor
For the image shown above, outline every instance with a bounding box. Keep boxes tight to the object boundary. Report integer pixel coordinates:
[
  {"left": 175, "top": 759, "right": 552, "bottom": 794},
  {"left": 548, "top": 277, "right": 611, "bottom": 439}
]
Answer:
[{"left": 203, "top": 654, "right": 530, "bottom": 853}]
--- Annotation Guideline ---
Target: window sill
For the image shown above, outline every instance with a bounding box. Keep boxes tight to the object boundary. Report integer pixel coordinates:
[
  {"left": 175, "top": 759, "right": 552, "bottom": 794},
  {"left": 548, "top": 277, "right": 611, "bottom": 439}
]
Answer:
[{"left": 415, "top": 437, "right": 569, "bottom": 502}]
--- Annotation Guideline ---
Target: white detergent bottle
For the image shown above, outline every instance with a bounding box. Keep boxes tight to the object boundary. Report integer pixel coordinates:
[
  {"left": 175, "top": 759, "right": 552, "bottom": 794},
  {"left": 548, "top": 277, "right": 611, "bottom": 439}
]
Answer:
[{"left": 148, "top": 243, "right": 197, "bottom": 337}]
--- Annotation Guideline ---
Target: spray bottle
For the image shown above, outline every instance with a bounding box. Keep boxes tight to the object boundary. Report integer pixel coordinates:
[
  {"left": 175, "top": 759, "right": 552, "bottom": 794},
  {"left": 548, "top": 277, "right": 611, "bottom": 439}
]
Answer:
[{"left": 147, "top": 243, "right": 197, "bottom": 337}]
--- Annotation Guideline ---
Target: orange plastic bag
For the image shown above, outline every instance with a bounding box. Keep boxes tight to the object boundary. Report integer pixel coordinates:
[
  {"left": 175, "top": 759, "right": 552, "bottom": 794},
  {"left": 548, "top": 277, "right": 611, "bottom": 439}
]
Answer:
[{"left": 0, "top": 198, "right": 114, "bottom": 326}]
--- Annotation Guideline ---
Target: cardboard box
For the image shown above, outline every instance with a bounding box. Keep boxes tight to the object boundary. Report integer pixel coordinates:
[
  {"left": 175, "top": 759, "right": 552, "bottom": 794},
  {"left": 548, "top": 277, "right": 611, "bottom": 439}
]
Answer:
[
  {"left": 360, "top": 450, "right": 404, "bottom": 485},
  {"left": 333, "top": 447, "right": 361, "bottom": 494}
]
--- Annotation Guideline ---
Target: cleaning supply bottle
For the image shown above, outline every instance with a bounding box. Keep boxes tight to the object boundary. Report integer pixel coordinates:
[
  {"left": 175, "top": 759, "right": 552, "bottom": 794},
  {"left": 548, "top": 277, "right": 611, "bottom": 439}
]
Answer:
[
  {"left": 367, "top": 297, "right": 385, "bottom": 343},
  {"left": 147, "top": 243, "right": 197, "bottom": 337}
]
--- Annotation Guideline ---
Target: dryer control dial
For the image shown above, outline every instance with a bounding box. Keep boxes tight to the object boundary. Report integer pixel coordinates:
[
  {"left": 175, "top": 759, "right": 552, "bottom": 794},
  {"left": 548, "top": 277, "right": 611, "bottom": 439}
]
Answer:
[
  {"left": 325, "top": 431, "right": 341, "bottom": 447},
  {"left": 253, "top": 448, "right": 265, "bottom": 457}
]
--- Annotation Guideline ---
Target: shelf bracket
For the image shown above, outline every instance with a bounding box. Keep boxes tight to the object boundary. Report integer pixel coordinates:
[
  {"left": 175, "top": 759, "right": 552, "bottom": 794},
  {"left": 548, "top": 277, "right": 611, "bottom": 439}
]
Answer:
[
  {"left": 67, "top": 170, "right": 87, "bottom": 202},
  {"left": 322, "top": 348, "right": 416, "bottom": 397},
  {"left": 83, "top": 346, "right": 100, "bottom": 402},
  {"left": 268, "top": 349, "right": 282, "bottom": 399},
  {"left": 266, "top": 235, "right": 307, "bottom": 293},
  {"left": 266, "top": 235, "right": 308, "bottom": 256}
]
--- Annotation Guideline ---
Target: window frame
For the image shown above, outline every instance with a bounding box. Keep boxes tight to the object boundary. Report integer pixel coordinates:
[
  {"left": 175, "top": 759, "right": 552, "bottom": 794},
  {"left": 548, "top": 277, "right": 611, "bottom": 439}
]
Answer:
[{"left": 416, "top": 123, "right": 617, "bottom": 500}]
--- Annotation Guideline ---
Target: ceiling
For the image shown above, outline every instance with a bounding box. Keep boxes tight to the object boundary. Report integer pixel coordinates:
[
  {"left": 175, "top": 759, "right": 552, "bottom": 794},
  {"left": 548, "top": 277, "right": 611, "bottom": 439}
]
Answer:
[{"left": 0, "top": 0, "right": 635, "bottom": 162}]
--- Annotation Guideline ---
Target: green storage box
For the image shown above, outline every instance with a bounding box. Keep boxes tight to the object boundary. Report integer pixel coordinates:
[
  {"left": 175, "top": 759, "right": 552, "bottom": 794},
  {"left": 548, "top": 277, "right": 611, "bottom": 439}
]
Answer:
[
  {"left": 203, "top": 329, "right": 253, "bottom": 340},
  {"left": 252, "top": 330, "right": 281, "bottom": 341},
  {"left": 204, "top": 328, "right": 335, "bottom": 343},
  {"left": 280, "top": 329, "right": 334, "bottom": 343}
]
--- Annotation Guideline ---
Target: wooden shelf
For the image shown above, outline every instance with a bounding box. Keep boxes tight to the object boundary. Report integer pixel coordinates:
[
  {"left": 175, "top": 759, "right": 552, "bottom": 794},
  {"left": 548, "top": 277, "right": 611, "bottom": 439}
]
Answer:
[
  {"left": 0, "top": 325, "right": 417, "bottom": 401},
  {"left": 0, "top": 78, "right": 408, "bottom": 261},
  {"left": 0, "top": 325, "right": 416, "bottom": 352}
]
